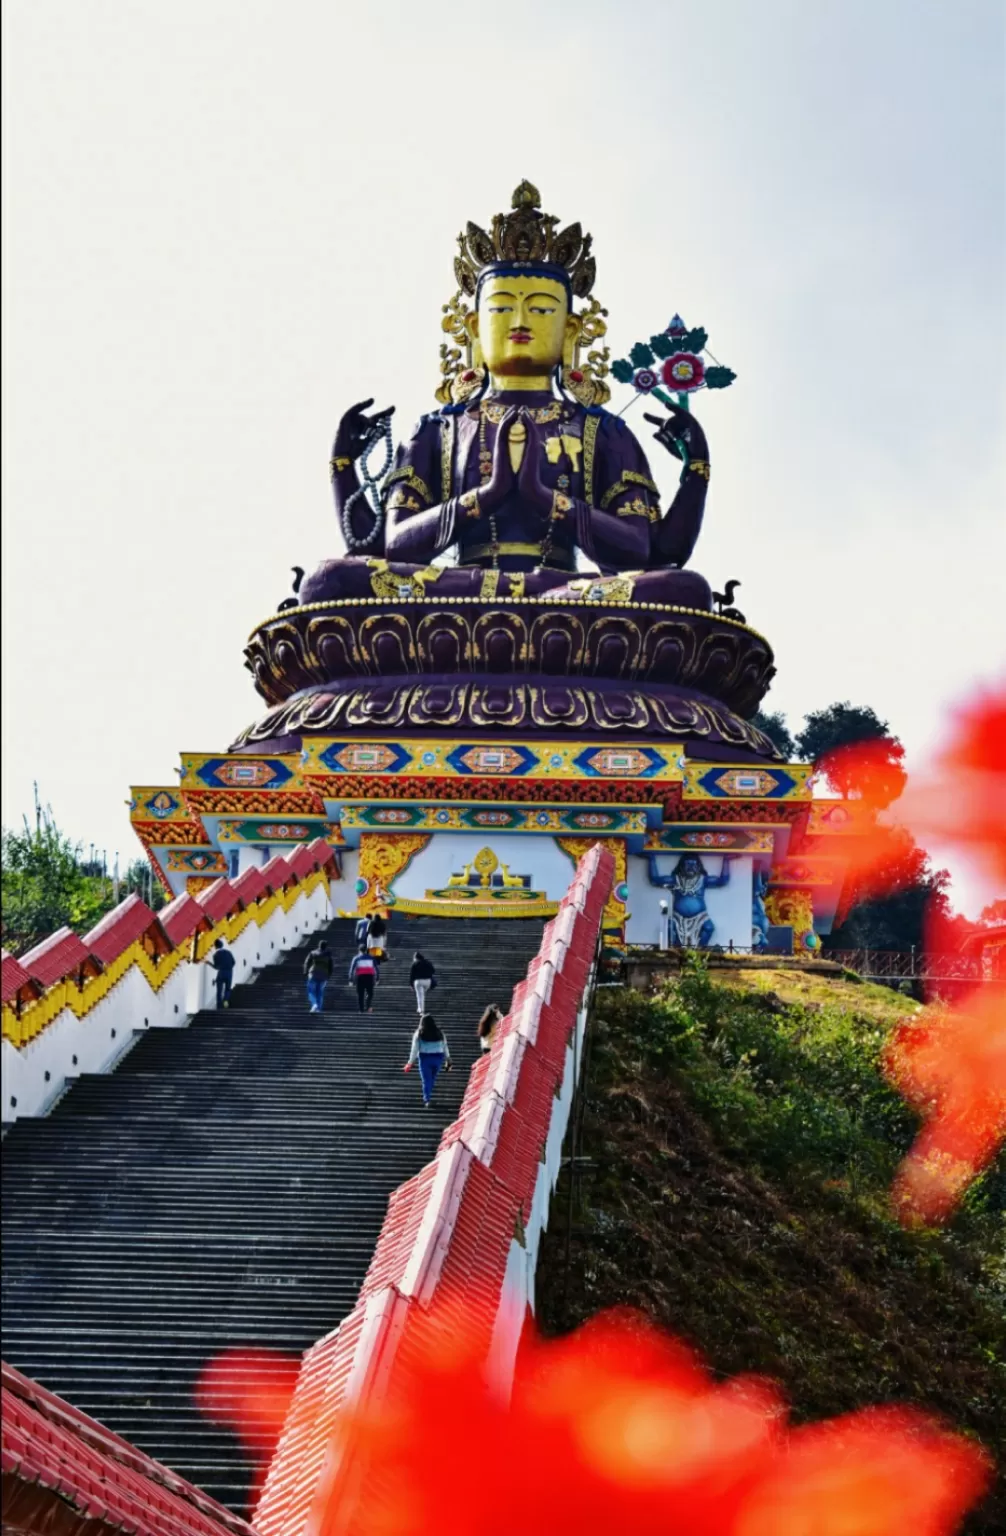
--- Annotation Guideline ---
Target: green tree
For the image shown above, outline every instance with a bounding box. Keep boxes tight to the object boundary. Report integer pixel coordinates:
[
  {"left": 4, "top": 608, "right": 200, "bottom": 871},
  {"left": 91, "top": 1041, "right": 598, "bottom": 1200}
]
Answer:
[
  {"left": 1, "top": 807, "right": 115, "bottom": 955},
  {"left": 752, "top": 708, "right": 795, "bottom": 758},
  {"left": 121, "top": 857, "right": 166, "bottom": 912},
  {"left": 825, "top": 860, "right": 951, "bottom": 952},
  {"left": 795, "top": 700, "right": 892, "bottom": 759},
  {"left": 791, "top": 703, "right": 944, "bottom": 953},
  {"left": 795, "top": 701, "right": 906, "bottom": 804}
]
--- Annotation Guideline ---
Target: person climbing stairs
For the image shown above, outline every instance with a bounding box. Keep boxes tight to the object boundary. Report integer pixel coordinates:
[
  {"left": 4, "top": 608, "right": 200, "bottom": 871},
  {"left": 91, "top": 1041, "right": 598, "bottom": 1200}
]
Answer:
[{"left": 1, "top": 914, "right": 542, "bottom": 1513}]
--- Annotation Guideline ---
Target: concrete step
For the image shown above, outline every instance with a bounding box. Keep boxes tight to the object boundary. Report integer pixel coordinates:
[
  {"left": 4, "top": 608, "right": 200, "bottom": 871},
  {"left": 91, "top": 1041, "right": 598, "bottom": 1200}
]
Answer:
[{"left": 1, "top": 913, "right": 542, "bottom": 1512}]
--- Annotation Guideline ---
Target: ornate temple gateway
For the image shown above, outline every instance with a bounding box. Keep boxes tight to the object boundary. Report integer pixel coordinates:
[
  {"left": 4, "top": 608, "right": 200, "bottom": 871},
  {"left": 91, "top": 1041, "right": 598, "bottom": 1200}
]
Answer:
[{"left": 130, "top": 182, "right": 852, "bottom": 953}]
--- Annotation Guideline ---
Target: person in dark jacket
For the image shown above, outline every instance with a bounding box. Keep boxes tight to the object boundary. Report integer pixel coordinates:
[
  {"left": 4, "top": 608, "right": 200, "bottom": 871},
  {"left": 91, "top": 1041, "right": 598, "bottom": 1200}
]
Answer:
[
  {"left": 348, "top": 944, "right": 377, "bottom": 1014},
  {"left": 208, "top": 939, "right": 235, "bottom": 1008},
  {"left": 404, "top": 1014, "right": 451, "bottom": 1106},
  {"left": 303, "top": 939, "right": 333, "bottom": 1013},
  {"left": 409, "top": 952, "right": 436, "bottom": 1014}
]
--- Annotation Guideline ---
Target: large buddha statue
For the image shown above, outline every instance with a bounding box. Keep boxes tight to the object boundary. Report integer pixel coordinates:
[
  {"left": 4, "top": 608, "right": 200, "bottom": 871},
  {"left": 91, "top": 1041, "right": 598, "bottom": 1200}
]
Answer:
[
  {"left": 303, "top": 180, "right": 712, "bottom": 608},
  {"left": 234, "top": 182, "right": 779, "bottom": 758}
]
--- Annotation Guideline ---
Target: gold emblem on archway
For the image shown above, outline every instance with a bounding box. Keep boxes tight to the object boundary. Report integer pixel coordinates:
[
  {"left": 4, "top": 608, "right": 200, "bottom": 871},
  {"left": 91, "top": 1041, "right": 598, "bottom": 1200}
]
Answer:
[
  {"left": 407, "top": 844, "right": 553, "bottom": 915},
  {"left": 473, "top": 846, "right": 498, "bottom": 887}
]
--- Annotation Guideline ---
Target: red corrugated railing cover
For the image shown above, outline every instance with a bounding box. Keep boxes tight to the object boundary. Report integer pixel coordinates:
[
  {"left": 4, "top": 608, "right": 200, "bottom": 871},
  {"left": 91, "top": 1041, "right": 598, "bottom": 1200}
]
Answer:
[
  {"left": 306, "top": 837, "right": 338, "bottom": 872},
  {"left": 196, "top": 880, "right": 240, "bottom": 924},
  {"left": 286, "top": 846, "right": 319, "bottom": 882},
  {"left": 260, "top": 855, "right": 293, "bottom": 893},
  {"left": 84, "top": 894, "right": 159, "bottom": 967},
  {"left": 2, "top": 949, "right": 39, "bottom": 1006},
  {"left": 19, "top": 928, "right": 94, "bottom": 990},
  {"left": 231, "top": 867, "right": 267, "bottom": 907},
  {"left": 158, "top": 893, "right": 210, "bottom": 948},
  {"left": 254, "top": 845, "right": 614, "bottom": 1536},
  {"left": 2, "top": 1361, "right": 257, "bottom": 1536}
]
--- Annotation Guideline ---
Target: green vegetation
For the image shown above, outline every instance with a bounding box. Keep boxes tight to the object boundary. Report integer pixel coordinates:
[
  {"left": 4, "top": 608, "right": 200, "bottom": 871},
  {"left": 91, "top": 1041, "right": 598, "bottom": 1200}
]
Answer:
[
  {"left": 1, "top": 804, "right": 162, "bottom": 956},
  {"left": 536, "top": 963, "right": 1005, "bottom": 1533}
]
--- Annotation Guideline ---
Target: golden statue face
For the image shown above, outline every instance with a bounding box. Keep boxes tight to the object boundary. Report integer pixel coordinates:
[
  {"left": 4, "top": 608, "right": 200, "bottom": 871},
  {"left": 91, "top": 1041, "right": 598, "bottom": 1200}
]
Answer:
[{"left": 468, "top": 273, "right": 578, "bottom": 382}]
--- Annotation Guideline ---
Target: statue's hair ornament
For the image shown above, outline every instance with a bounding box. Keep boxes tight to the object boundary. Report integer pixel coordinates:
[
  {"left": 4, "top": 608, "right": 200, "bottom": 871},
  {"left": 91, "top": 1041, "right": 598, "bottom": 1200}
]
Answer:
[{"left": 454, "top": 180, "right": 596, "bottom": 299}]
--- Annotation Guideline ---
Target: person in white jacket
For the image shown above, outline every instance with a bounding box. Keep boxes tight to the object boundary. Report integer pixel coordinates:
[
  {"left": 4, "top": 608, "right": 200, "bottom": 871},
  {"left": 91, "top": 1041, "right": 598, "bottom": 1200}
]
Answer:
[{"left": 404, "top": 1014, "right": 451, "bottom": 1107}]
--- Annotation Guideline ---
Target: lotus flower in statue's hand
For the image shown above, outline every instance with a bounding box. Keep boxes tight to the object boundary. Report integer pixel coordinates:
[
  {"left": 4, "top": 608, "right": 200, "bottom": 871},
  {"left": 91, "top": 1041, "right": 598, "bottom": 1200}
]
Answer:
[{"left": 662, "top": 353, "right": 706, "bottom": 392}]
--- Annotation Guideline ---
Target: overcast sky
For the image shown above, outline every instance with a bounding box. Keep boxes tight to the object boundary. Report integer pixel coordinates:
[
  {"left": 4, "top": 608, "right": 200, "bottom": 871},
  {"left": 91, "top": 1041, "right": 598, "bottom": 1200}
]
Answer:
[{"left": 2, "top": 0, "right": 1004, "bottom": 912}]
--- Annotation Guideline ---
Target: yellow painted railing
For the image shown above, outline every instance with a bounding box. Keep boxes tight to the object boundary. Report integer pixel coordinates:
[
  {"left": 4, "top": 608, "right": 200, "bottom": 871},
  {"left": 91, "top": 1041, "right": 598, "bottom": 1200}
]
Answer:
[{"left": 2, "top": 867, "right": 331, "bottom": 1050}]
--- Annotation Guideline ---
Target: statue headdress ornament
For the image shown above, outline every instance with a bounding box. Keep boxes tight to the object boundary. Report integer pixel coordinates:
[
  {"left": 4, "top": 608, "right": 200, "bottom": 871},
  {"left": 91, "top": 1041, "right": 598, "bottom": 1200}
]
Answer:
[
  {"left": 453, "top": 179, "right": 596, "bottom": 300},
  {"left": 436, "top": 181, "right": 611, "bottom": 409}
]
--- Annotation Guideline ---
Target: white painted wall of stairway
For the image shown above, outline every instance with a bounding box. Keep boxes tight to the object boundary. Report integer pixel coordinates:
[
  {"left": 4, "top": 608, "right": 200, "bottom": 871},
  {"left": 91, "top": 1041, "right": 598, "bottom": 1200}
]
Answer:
[{"left": 2, "top": 881, "right": 333, "bottom": 1126}]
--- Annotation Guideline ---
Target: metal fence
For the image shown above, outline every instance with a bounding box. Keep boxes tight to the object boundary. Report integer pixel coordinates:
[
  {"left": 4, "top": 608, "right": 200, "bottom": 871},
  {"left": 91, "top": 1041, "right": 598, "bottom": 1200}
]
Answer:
[
  {"left": 625, "top": 944, "right": 1004, "bottom": 984},
  {"left": 828, "top": 949, "right": 1005, "bottom": 983}
]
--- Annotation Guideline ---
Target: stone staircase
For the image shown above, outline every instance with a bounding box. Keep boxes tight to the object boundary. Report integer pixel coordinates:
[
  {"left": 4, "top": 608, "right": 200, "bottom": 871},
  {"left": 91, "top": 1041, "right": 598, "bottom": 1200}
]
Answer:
[{"left": 1, "top": 914, "right": 543, "bottom": 1513}]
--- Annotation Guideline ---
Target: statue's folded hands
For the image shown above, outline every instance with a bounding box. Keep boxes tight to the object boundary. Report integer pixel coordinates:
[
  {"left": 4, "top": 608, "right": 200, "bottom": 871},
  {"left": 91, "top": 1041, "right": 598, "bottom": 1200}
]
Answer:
[{"left": 302, "top": 182, "right": 715, "bottom": 607}]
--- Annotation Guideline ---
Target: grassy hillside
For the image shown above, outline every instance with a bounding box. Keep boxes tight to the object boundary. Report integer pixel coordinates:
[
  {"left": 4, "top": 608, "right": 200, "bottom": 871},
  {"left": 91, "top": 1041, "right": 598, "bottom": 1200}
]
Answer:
[{"left": 535, "top": 963, "right": 1005, "bottom": 1533}]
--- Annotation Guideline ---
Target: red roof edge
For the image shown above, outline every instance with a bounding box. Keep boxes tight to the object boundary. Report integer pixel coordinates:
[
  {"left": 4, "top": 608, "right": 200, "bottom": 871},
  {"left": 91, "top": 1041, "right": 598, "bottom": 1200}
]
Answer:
[
  {"left": 83, "top": 894, "right": 159, "bottom": 967},
  {"left": 231, "top": 867, "right": 267, "bottom": 905},
  {"left": 2, "top": 949, "right": 43, "bottom": 1007},
  {"left": 286, "top": 845, "right": 319, "bottom": 881},
  {"left": 2, "top": 1360, "right": 258, "bottom": 1536},
  {"left": 157, "top": 892, "right": 212, "bottom": 948},
  {"left": 196, "top": 879, "right": 241, "bottom": 923},
  {"left": 20, "top": 928, "right": 96, "bottom": 990},
  {"left": 306, "top": 836, "right": 338, "bottom": 872},
  {"left": 260, "top": 854, "right": 293, "bottom": 894}
]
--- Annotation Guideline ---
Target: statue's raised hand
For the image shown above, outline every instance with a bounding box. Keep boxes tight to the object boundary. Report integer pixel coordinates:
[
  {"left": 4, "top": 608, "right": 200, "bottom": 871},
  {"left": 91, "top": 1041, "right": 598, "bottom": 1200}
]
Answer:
[
  {"left": 478, "top": 408, "right": 519, "bottom": 513},
  {"left": 643, "top": 403, "right": 708, "bottom": 467},
  {"left": 333, "top": 399, "right": 395, "bottom": 462},
  {"left": 516, "top": 419, "right": 553, "bottom": 518}
]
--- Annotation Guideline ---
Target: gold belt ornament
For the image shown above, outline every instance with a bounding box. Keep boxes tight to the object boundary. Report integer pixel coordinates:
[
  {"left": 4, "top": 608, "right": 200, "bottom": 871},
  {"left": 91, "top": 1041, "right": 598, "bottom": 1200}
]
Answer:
[{"left": 461, "top": 542, "right": 575, "bottom": 569}]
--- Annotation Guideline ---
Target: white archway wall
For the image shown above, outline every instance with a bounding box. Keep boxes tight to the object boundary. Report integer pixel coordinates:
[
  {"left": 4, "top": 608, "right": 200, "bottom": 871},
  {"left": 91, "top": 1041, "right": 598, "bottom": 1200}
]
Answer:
[{"left": 393, "top": 835, "right": 578, "bottom": 903}]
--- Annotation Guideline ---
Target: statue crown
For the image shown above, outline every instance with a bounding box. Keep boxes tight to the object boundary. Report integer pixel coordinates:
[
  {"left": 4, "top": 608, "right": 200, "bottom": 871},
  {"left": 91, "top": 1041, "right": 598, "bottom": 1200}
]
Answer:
[{"left": 454, "top": 181, "right": 596, "bottom": 301}]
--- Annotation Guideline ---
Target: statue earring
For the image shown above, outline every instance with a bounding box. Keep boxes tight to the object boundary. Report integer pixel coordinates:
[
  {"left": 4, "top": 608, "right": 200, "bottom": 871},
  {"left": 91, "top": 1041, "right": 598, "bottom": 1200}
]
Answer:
[{"left": 449, "top": 363, "right": 487, "bottom": 405}]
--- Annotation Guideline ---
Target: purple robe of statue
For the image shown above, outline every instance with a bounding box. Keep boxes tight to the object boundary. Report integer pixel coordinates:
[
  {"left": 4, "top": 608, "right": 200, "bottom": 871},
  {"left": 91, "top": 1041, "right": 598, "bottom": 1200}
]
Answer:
[{"left": 302, "top": 391, "right": 711, "bottom": 608}]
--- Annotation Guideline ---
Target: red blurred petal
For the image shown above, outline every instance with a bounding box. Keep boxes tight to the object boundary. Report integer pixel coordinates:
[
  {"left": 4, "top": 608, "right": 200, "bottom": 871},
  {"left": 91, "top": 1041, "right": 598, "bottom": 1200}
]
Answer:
[
  {"left": 291, "top": 1309, "right": 986, "bottom": 1536},
  {"left": 884, "top": 987, "right": 1006, "bottom": 1223},
  {"left": 943, "top": 690, "right": 1006, "bottom": 776},
  {"left": 901, "top": 687, "right": 1006, "bottom": 885},
  {"left": 194, "top": 1346, "right": 299, "bottom": 1507},
  {"left": 734, "top": 1407, "right": 990, "bottom": 1536},
  {"left": 194, "top": 1310, "right": 991, "bottom": 1535}
]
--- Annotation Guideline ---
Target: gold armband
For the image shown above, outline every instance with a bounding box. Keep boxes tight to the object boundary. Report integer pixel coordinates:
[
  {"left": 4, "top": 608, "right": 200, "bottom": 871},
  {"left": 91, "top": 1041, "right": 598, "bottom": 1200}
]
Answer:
[
  {"left": 330, "top": 455, "right": 353, "bottom": 477},
  {"left": 459, "top": 489, "right": 481, "bottom": 520},
  {"left": 551, "top": 491, "right": 574, "bottom": 519},
  {"left": 385, "top": 467, "right": 433, "bottom": 504},
  {"left": 687, "top": 459, "right": 711, "bottom": 480}
]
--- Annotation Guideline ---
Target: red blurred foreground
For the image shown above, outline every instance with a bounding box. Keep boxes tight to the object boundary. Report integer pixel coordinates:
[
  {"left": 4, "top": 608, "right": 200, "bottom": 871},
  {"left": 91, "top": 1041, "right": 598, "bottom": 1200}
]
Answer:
[
  {"left": 196, "top": 1311, "right": 989, "bottom": 1535},
  {"left": 813, "top": 690, "right": 1006, "bottom": 1223},
  {"left": 194, "top": 1349, "right": 301, "bottom": 1509},
  {"left": 884, "top": 987, "right": 1006, "bottom": 1224},
  {"left": 825, "top": 690, "right": 1006, "bottom": 913}
]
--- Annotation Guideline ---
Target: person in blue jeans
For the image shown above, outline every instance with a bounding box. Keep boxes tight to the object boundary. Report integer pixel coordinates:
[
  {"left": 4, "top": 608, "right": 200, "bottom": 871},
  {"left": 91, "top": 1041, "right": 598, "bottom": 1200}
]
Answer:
[
  {"left": 348, "top": 944, "right": 377, "bottom": 1014},
  {"left": 404, "top": 1014, "right": 452, "bottom": 1107},
  {"left": 303, "top": 940, "right": 333, "bottom": 1014},
  {"left": 208, "top": 939, "right": 235, "bottom": 1008}
]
